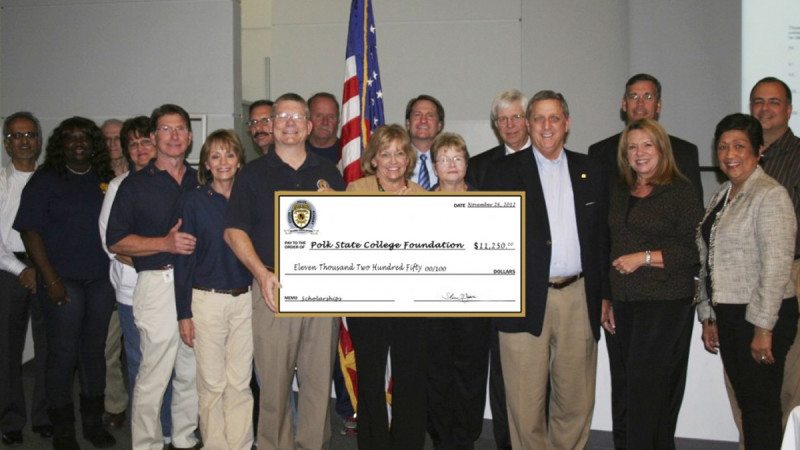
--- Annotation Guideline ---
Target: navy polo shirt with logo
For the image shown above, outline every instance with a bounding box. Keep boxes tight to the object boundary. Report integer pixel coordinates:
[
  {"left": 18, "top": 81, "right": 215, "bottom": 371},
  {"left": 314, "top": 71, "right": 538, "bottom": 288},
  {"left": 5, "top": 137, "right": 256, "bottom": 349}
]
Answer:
[{"left": 225, "top": 150, "right": 344, "bottom": 268}]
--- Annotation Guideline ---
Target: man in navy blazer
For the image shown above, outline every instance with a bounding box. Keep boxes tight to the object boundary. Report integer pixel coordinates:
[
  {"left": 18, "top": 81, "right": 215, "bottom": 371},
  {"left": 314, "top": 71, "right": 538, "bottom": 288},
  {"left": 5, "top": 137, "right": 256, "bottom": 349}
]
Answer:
[
  {"left": 587, "top": 73, "right": 702, "bottom": 450},
  {"left": 464, "top": 88, "right": 531, "bottom": 450},
  {"left": 484, "top": 90, "right": 609, "bottom": 449}
]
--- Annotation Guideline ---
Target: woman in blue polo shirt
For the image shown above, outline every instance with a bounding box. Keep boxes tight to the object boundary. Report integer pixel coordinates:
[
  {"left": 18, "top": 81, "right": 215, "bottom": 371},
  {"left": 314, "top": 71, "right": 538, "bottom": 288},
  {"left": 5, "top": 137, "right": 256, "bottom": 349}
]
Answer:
[
  {"left": 173, "top": 129, "right": 253, "bottom": 450},
  {"left": 13, "top": 116, "right": 116, "bottom": 449}
]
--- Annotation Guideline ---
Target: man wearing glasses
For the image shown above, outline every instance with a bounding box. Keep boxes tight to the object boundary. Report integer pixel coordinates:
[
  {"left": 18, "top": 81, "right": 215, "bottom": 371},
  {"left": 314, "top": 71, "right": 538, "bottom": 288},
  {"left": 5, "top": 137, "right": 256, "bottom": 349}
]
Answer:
[
  {"left": 467, "top": 89, "right": 532, "bottom": 190},
  {"left": 588, "top": 73, "right": 702, "bottom": 450},
  {"left": 247, "top": 99, "right": 274, "bottom": 155},
  {"left": 107, "top": 104, "right": 199, "bottom": 450},
  {"left": 0, "top": 112, "right": 51, "bottom": 446},
  {"left": 225, "top": 93, "right": 344, "bottom": 449}
]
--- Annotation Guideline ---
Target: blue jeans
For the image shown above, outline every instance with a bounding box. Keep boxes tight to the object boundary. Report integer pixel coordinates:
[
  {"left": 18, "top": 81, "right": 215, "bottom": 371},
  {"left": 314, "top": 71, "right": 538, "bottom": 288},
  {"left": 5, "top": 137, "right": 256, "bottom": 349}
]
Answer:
[
  {"left": 41, "top": 277, "right": 115, "bottom": 408},
  {"left": 118, "top": 303, "right": 173, "bottom": 437}
]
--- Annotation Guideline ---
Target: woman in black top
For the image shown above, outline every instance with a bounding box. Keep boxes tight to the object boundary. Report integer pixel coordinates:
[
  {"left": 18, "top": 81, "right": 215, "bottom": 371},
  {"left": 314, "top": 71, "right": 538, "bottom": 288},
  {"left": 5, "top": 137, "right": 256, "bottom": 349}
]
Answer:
[
  {"left": 14, "top": 117, "right": 116, "bottom": 450},
  {"left": 603, "top": 118, "right": 702, "bottom": 449}
]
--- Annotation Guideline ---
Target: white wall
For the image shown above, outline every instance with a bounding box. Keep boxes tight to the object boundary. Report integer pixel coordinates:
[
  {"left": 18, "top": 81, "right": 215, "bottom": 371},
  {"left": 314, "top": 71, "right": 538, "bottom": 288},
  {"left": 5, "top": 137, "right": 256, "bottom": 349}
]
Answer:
[{"left": 1, "top": 0, "right": 243, "bottom": 164}]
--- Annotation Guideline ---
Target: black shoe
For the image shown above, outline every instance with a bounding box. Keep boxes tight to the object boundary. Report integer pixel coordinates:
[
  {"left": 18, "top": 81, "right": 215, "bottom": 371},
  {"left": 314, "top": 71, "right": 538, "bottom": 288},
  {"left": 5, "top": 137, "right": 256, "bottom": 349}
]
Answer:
[
  {"left": 1, "top": 431, "right": 23, "bottom": 446},
  {"left": 84, "top": 429, "right": 116, "bottom": 449},
  {"left": 32, "top": 425, "right": 54, "bottom": 438}
]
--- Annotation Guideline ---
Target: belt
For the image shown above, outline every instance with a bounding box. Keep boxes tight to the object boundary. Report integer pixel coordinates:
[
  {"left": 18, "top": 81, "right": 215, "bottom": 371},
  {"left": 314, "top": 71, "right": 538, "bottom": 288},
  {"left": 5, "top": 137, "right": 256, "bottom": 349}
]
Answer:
[
  {"left": 548, "top": 273, "right": 583, "bottom": 290},
  {"left": 193, "top": 286, "right": 251, "bottom": 297}
]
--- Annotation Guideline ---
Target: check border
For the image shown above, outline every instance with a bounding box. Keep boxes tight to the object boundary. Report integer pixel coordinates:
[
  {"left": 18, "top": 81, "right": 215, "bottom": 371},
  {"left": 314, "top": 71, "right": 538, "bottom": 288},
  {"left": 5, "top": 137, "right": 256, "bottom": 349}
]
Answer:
[{"left": 274, "top": 191, "right": 526, "bottom": 317}]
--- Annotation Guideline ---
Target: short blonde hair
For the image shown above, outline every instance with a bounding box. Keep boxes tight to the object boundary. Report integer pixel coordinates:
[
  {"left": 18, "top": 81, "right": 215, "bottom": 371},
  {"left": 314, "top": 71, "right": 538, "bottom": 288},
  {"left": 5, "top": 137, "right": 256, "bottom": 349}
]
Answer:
[
  {"left": 360, "top": 124, "right": 416, "bottom": 179},
  {"left": 198, "top": 129, "right": 246, "bottom": 185},
  {"left": 431, "top": 132, "right": 469, "bottom": 162},
  {"left": 617, "top": 118, "right": 684, "bottom": 188}
]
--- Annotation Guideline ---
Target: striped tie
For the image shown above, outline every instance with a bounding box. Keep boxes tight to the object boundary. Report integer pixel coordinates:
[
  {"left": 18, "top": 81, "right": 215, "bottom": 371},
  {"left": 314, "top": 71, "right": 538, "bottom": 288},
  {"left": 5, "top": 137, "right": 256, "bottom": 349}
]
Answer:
[{"left": 418, "top": 154, "right": 430, "bottom": 190}]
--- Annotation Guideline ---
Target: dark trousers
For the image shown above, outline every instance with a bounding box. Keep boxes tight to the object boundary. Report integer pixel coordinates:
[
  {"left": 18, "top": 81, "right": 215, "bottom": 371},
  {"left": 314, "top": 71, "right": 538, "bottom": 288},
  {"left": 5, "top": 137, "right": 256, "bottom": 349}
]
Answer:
[
  {"left": 426, "top": 318, "right": 490, "bottom": 450},
  {"left": 0, "top": 269, "right": 49, "bottom": 432},
  {"left": 42, "top": 277, "right": 115, "bottom": 408},
  {"left": 612, "top": 298, "right": 694, "bottom": 450},
  {"left": 717, "top": 299, "right": 799, "bottom": 450},
  {"left": 333, "top": 349, "right": 355, "bottom": 419},
  {"left": 349, "top": 318, "right": 427, "bottom": 450},
  {"left": 488, "top": 325, "right": 511, "bottom": 450}
]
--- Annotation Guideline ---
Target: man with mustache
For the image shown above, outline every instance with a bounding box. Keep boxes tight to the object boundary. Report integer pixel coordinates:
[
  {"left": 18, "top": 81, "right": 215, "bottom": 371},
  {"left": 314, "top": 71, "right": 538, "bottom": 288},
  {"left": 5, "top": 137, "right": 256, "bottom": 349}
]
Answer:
[
  {"left": 247, "top": 99, "right": 274, "bottom": 155},
  {"left": 306, "top": 92, "right": 341, "bottom": 165}
]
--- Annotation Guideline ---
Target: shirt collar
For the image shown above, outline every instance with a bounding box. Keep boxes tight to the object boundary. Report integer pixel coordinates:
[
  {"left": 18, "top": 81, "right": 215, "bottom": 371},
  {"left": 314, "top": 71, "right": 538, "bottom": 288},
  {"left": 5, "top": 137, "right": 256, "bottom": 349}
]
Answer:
[
  {"left": 532, "top": 146, "right": 566, "bottom": 166},
  {"left": 505, "top": 137, "right": 531, "bottom": 156},
  {"left": 762, "top": 128, "right": 797, "bottom": 161}
]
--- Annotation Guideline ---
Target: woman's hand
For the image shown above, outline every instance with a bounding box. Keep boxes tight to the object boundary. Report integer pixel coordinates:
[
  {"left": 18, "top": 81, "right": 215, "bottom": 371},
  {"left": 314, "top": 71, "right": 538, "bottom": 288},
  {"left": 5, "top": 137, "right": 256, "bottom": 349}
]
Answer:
[
  {"left": 612, "top": 252, "right": 645, "bottom": 275},
  {"left": 601, "top": 299, "right": 616, "bottom": 334},
  {"left": 701, "top": 320, "right": 719, "bottom": 354},
  {"left": 179, "top": 319, "right": 195, "bottom": 347},
  {"left": 750, "top": 327, "right": 774, "bottom": 364},
  {"left": 46, "top": 278, "right": 68, "bottom": 306}
]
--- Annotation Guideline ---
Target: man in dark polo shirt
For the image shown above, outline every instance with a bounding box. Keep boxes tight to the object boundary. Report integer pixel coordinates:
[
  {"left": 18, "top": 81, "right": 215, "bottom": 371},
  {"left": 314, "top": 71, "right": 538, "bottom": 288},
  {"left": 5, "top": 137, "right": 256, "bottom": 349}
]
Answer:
[
  {"left": 106, "top": 104, "right": 199, "bottom": 450},
  {"left": 224, "top": 93, "right": 344, "bottom": 449}
]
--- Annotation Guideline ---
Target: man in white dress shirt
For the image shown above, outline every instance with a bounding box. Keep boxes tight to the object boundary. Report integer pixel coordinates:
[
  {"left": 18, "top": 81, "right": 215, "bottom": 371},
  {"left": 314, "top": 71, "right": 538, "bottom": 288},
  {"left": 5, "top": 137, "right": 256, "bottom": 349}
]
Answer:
[
  {"left": 405, "top": 95, "right": 444, "bottom": 189},
  {"left": 0, "top": 112, "right": 51, "bottom": 445}
]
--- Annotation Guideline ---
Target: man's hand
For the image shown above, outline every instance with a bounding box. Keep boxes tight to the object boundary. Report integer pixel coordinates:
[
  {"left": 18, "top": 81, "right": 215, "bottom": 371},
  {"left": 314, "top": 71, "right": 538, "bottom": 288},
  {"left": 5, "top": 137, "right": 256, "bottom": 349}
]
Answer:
[
  {"left": 165, "top": 219, "right": 196, "bottom": 255},
  {"left": 179, "top": 318, "right": 195, "bottom": 347},
  {"left": 18, "top": 267, "right": 36, "bottom": 294},
  {"left": 257, "top": 267, "right": 281, "bottom": 313}
]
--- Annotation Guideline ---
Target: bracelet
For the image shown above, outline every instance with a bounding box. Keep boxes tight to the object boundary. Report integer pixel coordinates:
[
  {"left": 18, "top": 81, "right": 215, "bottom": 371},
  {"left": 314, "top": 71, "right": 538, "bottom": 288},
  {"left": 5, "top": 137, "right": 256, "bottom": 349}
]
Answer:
[
  {"left": 645, "top": 250, "right": 652, "bottom": 267},
  {"left": 46, "top": 278, "right": 61, "bottom": 288},
  {"left": 757, "top": 328, "right": 773, "bottom": 336}
]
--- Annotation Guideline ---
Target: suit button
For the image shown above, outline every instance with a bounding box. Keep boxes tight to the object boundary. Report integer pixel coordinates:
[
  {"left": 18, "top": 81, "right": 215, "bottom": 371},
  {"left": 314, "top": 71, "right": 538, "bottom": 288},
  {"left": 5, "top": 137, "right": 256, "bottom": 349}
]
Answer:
[{"left": 546, "top": 240, "right": 552, "bottom": 246}]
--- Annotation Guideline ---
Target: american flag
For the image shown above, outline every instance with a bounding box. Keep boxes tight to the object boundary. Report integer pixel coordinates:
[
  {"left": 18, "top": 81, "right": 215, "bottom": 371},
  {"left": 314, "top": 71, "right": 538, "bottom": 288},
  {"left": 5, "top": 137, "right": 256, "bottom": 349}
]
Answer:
[{"left": 339, "top": 0, "right": 385, "bottom": 184}]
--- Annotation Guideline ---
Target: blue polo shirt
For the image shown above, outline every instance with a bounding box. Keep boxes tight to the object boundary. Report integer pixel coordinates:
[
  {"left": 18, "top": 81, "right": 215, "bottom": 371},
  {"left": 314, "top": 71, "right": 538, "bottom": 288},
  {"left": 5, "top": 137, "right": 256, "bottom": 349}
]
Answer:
[
  {"left": 225, "top": 149, "right": 344, "bottom": 267},
  {"left": 106, "top": 159, "right": 198, "bottom": 272},
  {"left": 173, "top": 185, "right": 252, "bottom": 320},
  {"left": 13, "top": 168, "right": 109, "bottom": 280}
]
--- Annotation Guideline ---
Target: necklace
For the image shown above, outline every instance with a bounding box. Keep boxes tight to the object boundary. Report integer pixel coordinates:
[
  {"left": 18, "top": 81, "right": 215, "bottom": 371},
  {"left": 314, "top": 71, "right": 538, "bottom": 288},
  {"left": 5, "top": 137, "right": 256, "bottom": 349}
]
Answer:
[
  {"left": 376, "top": 177, "right": 407, "bottom": 192},
  {"left": 66, "top": 164, "right": 92, "bottom": 175}
]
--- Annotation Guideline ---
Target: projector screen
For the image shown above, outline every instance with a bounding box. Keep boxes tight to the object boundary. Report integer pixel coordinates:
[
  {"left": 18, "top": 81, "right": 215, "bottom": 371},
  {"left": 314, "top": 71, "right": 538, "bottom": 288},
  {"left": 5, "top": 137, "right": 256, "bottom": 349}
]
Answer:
[{"left": 742, "top": 0, "right": 800, "bottom": 127}]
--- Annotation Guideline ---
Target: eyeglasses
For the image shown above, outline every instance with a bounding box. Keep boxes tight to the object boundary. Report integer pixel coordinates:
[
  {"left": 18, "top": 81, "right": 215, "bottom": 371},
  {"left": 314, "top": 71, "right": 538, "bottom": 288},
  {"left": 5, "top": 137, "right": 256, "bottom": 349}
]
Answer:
[
  {"left": 494, "top": 114, "right": 525, "bottom": 126},
  {"left": 272, "top": 112, "right": 308, "bottom": 122},
  {"left": 5, "top": 131, "right": 39, "bottom": 141},
  {"left": 246, "top": 117, "right": 271, "bottom": 128},
  {"left": 376, "top": 151, "right": 407, "bottom": 160},
  {"left": 128, "top": 138, "right": 154, "bottom": 150},
  {"left": 625, "top": 92, "right": 656, "bottom": 103},
  {"left": 155, "top": 125, "right": 190, "bottom": 136},
  {"left": 435, "top": 156, "right": 466, "bottom": 166}
]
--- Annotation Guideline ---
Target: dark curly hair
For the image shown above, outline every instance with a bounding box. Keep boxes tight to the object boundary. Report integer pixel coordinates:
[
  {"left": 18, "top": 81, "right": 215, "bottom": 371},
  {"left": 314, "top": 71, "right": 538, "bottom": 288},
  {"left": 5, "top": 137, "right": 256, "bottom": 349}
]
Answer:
[{"left": 42, "top": 116, "right": 114, "bottom": 182}]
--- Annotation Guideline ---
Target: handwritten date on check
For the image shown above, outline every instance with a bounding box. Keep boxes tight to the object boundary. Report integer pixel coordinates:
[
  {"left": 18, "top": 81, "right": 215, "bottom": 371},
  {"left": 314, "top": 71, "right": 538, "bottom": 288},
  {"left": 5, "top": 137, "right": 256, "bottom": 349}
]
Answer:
[{"left": 275, "top": 192, "right": 525, "bottom": 317}]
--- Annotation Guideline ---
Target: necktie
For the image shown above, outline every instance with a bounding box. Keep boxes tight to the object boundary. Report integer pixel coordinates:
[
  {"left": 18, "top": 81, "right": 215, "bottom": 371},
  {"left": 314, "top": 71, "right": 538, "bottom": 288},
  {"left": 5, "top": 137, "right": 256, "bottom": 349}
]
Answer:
[{"left": 418, "top": 154, "right": 430, "bottom": 189}]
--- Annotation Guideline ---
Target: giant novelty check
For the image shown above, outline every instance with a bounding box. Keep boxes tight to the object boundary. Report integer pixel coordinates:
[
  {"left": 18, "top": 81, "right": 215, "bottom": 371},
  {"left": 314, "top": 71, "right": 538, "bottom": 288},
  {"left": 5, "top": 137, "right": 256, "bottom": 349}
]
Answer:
[{"left": 275, "top": 192, "right": 525, "bottom": 317}]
